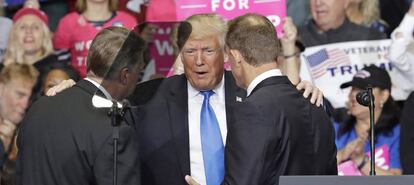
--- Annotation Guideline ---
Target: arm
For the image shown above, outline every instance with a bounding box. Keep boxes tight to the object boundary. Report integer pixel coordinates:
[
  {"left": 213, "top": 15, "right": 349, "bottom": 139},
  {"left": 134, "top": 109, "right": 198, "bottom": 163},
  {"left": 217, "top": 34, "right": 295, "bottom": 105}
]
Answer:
[
  {"left": 389, "top": 2, "right": 414, "bottom": 72},
  {"left": 280, "top": 17, "right": 300, "bottom": 85}
]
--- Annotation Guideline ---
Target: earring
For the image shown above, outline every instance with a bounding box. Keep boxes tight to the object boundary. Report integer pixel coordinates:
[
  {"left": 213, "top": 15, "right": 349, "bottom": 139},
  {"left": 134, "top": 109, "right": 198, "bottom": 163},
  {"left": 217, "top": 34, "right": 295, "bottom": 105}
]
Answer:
[{"left": 380, "top": 100, "right": 384, "bottom": 108}]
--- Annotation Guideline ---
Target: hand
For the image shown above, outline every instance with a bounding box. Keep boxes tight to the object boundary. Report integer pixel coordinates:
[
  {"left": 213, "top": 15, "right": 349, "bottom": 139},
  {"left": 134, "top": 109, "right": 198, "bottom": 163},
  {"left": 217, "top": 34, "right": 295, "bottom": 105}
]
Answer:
[
  {"left": 24, "top": 0, "right": 40, "bottom": 9},
  {"left": 337, "top": 137, "right": 365, "bottom": 162},
  {"left": 281, "top": 17, "right": 297, "bottom": 56},
  {"left": 45, "top": 79, "right": 76, "bottom": 96},
  {"left": 0, "top": 119, "right": 17, "bottom": 150},
  {"left": 409, "top": 1, "right": 414, "bottom": 16},
  {"left": 185, "top": 175, "right": 200, "bottom": 185},
  {"left": 296, "top": 81, "right": 323, "bottom": 107}
]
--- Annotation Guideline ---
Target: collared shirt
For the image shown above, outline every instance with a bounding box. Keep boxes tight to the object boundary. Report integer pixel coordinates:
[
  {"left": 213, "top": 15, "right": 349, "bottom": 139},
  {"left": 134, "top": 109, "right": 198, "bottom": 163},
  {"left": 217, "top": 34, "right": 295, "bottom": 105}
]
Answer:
[
  {"left": 247, "top": 69, "right": 283, "bottom": 97},
  {"left": 84, "top": 77, "right": 112, "bottom": 99},
  {"left": 188, "top": 75, "right": 226, "bottom": 185}
]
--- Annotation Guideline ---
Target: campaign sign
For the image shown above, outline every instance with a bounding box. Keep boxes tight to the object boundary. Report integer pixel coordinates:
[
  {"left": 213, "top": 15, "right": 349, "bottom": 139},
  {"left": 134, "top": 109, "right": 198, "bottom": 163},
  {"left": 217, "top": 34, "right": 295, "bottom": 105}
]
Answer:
[
  {"left": 175, "top": 0, "right": 286, "bottom": 37},
  {"left": 300, "top": 39, "right": 406, "bottom": 108}
]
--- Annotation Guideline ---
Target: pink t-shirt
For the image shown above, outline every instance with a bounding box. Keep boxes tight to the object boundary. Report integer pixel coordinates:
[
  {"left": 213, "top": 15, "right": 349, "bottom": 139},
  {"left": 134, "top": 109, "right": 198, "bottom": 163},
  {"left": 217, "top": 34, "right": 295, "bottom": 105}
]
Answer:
[{"left": 53, "top": 11, "right": 137, "bottom": 77}]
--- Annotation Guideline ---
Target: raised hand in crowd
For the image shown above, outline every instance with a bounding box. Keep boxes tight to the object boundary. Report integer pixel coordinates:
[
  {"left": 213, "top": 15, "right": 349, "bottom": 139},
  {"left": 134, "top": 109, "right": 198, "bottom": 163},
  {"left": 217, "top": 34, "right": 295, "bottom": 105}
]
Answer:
[
  {"left": 0, "top": 119, "right": 17, "bottom": 151},
  {"left": 24, "top": 0, "right": 40, "bottom": 9},
  {"left": 280, "top": 17, "right": 300, "bottom": 85}
]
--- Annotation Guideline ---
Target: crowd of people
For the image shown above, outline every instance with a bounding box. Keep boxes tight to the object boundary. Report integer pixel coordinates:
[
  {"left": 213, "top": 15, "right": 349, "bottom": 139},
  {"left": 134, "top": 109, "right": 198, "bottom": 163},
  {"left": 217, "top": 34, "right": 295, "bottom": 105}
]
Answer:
[{"left": 0, "top": 0, "right": 413, "bottom": 184}]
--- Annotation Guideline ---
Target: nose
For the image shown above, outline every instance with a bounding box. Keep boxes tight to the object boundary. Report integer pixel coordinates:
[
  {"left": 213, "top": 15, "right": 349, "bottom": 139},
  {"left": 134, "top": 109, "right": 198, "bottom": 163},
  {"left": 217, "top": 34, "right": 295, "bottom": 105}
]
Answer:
[
  {"left": 195, "top": 51, "right": 204, "bottom": 66},
  {"left": 24, "top": 26, "right": 33, "bottom": 34},
  {"left": 315, "top": 0, "right": 322, "bottom": 6}
]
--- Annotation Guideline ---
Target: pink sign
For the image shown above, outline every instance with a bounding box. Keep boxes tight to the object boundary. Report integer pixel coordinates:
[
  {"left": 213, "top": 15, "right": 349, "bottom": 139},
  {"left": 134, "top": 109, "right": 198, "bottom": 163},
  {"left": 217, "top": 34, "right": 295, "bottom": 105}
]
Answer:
[
  {"left": 338, "top": 145, "right": 391, "bottom": 176},
  {"left": 149, "top": 22, "right": 176, "bottom": 75},
  {"left": 175, "top": 0, "right": 286, "bottom": 37}
]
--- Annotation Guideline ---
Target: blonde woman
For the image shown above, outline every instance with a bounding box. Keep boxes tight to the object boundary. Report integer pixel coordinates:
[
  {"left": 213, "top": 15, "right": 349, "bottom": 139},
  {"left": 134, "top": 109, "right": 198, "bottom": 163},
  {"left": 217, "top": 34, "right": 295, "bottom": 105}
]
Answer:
[
  {"left": 3, "top": 8, "right": 53, "bottom": 65},
  {"left": 3, "top": 7, "right": 72, "bottom": 99},
  {"left": 346, "top": 0, "right": 388, "bottom": 33}
]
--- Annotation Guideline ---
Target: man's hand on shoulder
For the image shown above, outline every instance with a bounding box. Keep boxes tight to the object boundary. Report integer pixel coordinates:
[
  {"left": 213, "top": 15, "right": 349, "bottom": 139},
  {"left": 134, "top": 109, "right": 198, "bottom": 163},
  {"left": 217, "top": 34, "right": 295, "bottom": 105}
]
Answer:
[
  {"left": 46, "top": 79, "right": 76, "bottom": 96},
  {"left": 296, "top": 80, "right": 323, "bottom": 107}
]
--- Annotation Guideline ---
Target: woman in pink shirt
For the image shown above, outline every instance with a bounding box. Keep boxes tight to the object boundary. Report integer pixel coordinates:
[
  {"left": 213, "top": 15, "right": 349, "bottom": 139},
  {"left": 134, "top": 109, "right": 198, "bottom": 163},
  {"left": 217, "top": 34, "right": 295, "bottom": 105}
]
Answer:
[{"left": 53, "top": 0, "right": 137, "bottom": 77}]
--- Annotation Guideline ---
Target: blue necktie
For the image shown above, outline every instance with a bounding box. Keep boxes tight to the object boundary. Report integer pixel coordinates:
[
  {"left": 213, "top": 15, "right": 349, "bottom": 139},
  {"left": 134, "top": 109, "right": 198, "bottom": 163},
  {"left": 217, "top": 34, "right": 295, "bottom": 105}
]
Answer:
[{"left": 200, "top": 90, "right": 224, "bottom": 185}]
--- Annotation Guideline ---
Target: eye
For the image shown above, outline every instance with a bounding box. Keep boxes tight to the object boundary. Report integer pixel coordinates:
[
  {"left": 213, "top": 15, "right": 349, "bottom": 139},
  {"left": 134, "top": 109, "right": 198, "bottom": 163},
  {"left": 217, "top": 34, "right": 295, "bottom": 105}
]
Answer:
[
  {"left": 33, "top": 24, "right": 40, "bottom": 30},
  {"left": 19, "top": 25, "right": 26, "bottom": 30},
  {"left": 184, "top": 49, "right": 196, "bottom": 55}
]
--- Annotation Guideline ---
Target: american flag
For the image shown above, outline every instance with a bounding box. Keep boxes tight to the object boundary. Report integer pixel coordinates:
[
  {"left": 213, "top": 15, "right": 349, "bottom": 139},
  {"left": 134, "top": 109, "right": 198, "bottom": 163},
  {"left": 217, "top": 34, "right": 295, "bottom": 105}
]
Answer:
[{"left": 305, "top": 49, "right": 351, "bottom": 79}]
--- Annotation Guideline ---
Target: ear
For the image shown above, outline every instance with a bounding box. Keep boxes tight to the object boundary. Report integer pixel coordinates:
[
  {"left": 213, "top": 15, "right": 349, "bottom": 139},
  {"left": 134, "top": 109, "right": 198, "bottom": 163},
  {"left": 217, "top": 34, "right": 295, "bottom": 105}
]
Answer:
[
  {"left": 229, "top": 49, "right": 243, "bottom": 66},
  {"left": 0, "top": 83, "right": 4, "bottom": 96},
  {"left": 119, "top": 67, "right": 130, "bottom": 85}
]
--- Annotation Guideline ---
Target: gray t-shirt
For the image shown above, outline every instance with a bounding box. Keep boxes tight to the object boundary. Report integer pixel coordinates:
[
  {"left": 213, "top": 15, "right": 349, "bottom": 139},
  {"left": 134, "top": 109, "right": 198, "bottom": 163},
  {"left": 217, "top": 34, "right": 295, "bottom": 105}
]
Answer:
[{"left": 0, "top": 17, "right": 12, "bottom": 62}]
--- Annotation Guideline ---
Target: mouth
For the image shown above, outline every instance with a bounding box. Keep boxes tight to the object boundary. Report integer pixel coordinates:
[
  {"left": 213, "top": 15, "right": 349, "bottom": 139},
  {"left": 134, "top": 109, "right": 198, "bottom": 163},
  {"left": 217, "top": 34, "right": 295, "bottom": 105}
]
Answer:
[
  {"left": 195, "top": 71, "right": 208, "bottom": 78},
  {"left": 315, "top": 10, "right": 328, "bottom": 18},
  {"left": 23, "top": 36, "right": 35, "bottom": 44}
]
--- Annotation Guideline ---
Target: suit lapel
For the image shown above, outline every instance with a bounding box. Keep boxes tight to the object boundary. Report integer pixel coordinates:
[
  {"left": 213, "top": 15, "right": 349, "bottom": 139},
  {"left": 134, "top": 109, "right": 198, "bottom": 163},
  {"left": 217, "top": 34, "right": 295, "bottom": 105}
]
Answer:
[
  {"left": 167, "top": 75, "right": 191, "bottom": 176},
  {"left": 250, "top": 76, "right": 292, "bottom": 96},
  {"left": 224, "top": 72, "right": 246, "bottom": 127}
]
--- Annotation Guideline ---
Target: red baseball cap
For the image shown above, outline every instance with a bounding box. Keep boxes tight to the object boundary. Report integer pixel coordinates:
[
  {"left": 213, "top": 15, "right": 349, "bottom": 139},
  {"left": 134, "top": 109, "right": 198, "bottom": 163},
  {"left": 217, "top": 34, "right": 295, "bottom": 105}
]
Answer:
[{"left": 13, "top": 8, "right": 49, "bottom": 26}]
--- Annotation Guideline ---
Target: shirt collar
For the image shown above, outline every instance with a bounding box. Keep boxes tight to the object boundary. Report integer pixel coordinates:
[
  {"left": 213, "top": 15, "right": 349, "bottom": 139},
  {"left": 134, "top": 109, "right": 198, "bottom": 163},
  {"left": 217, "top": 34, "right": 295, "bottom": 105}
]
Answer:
[
  {"left": 247, "top": 69, "right": 282, "bottom": 96},
  {"left": 188, "top": 74, "right": 225, "bottom": 100},
  {"left": 84, "top": 77, "right": 113, "bottom": 100}
]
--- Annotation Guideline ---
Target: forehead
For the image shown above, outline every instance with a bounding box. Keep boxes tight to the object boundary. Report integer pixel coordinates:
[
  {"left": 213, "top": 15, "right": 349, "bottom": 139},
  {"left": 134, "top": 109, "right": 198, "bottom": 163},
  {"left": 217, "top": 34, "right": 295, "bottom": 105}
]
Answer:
[
  {"left": 183, "top": 35, "right": 220, "bottom": 48},
  {"left": 16, "top": 15, "right": 43, "bottom": 25},
  {"left": 5, "top": 78, "right": 34, "bottom": 90}
]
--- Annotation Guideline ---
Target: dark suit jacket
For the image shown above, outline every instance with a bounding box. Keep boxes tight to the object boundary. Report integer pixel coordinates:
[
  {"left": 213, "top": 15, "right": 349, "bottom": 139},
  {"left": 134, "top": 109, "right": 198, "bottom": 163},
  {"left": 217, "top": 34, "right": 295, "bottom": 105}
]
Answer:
[
  {"left": 222, "top": 76, "right": 337, "bottom": 185},
  {"left": 400, "top": 92, "right": 414, "bottom": 174},
  {"left": 136, "top": 72, "right": 243, "bottom": 185},
  {"left": 16, "top": 80, "right": 141, "bottom": 185}
]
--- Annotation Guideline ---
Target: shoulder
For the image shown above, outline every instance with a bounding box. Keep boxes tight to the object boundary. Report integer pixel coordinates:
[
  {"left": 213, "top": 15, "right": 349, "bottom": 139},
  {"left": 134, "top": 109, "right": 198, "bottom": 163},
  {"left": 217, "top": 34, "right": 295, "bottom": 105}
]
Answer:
[
  {"left": 0, "top": 17, "right": 12, "bottom": 27},
  {"left": 59, "top": 12, "right": 81, "bottom": 23},
  {"left": 347, "top": 22, "right": 387, "bottom": 39},
  {"left": 114, "top": 11, "right": 137, "bottom": 26}
]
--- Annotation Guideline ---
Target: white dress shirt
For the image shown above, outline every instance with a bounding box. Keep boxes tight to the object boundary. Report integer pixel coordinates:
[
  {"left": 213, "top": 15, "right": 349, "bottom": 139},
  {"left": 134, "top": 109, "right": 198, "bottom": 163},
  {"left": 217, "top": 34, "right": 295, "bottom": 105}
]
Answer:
[
  {"left": 389, "top": 14, "right": 414, "bottom": 100},
  {"left": 247, "top": 69, "right": 283, "bottom": 97},
  {"left": 84, "top": 78, "right": 112, "bottom": 99},
  {"left": 188, "top": 75, "right": 226, "bottom": 185}
]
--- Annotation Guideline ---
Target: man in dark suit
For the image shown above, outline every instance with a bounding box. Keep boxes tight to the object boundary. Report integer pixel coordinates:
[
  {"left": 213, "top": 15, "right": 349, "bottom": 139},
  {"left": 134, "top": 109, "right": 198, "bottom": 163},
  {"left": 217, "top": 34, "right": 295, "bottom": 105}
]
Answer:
[
  {"left": 16, "top": 27, "right": 146, "bottom": 185},
  {"left": 137, "top": 14, "right": 326, "bottom": 185},
  {"left": 219, "top": 14, "right": 337, "bottom": 185}
]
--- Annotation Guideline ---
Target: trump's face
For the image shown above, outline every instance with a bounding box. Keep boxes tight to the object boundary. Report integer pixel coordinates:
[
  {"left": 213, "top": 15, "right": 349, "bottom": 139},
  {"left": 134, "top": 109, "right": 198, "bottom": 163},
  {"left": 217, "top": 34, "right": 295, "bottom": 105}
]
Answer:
[{"left": 181, "top": 35, "right": 224, "bottom": 91}]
